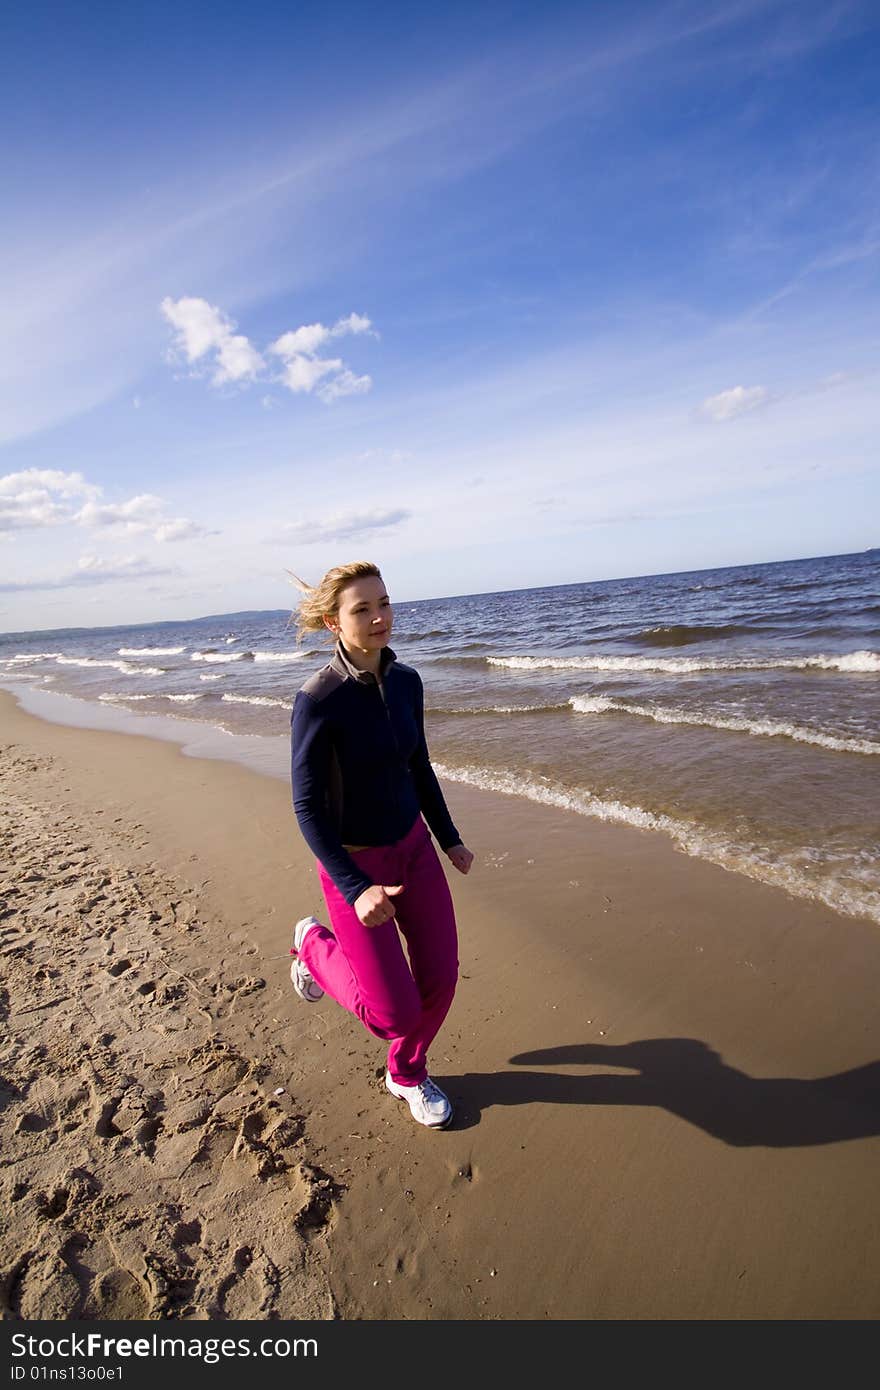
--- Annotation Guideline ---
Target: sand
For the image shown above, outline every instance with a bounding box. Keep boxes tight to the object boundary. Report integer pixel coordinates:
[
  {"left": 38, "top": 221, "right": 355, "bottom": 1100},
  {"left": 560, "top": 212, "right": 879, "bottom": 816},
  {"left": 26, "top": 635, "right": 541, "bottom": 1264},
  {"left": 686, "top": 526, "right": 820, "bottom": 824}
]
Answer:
[{"left": 2, "top": 687, "right": 879, "bottom": 1321}]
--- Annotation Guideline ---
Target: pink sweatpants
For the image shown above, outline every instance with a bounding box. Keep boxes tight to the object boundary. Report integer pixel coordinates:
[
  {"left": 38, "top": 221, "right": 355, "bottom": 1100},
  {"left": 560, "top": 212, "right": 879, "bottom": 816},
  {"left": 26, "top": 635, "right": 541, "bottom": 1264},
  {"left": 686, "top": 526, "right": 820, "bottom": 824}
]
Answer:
[{"left": 299, "top": 815, "right": 459, "bottom": 1085}]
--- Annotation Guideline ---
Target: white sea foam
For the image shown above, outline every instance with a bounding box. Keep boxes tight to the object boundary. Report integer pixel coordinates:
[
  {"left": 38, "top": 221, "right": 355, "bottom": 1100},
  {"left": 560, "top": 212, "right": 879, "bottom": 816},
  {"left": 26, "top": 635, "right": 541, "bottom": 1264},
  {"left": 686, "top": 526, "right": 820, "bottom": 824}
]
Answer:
[
  {"left": 220, "top": 693, "right": 289, "bottom": 708},
  {"left": 567, "top": 695, "right": 617, "bottom": 714},
  {"left": 488, "top": 650, "right": 880, "bottom": 674},
  {"left": 481, "top": 703, "right": 566, "bottom": 714},
  {"left": 568, "top": 695, "right": 880, "bottom": 755},
  {"left": 432, "top": 761, "right": 879, "bottom": 924},
  {"left": 100, "top": 691, "right": 205, "bottom": 704},
  {"left": 191, "top": 651, "right": 254, "bottom": 664},
  {"left": 199, "top": 673, "right": 223, "bottom": 681},
  {"left": 8, "top": 652, "right": 62, "bottom": 664},
  {"left": 56, "top": 656, "right": 165, "bottom": 676},
  {"left": 430, "top": 702, "right": 570, "bottom": 716},
  {"left": 118, "top": 646, "right": 185, "bottom": 656},
  {"left": 806, "top": 651, "right": 880, "bottom": 673},
  {"left": 253, "top": 650, "right": 308, "bottom": 662}
]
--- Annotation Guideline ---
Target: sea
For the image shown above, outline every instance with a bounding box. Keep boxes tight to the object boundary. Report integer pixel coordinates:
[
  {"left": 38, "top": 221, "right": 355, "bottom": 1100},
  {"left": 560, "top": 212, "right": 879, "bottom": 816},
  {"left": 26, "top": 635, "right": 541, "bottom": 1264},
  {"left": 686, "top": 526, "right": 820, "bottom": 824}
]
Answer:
[{"left": 2, "top": 549, "right": 878, "bottom": 926}]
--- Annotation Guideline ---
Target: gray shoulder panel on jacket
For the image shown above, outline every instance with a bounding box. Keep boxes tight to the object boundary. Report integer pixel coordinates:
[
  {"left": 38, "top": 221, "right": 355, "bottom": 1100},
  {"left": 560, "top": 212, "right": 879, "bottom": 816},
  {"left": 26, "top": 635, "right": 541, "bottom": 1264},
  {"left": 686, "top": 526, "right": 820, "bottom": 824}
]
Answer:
[{"left": 299, "top": 664, "right": 346, "bottom": 702}]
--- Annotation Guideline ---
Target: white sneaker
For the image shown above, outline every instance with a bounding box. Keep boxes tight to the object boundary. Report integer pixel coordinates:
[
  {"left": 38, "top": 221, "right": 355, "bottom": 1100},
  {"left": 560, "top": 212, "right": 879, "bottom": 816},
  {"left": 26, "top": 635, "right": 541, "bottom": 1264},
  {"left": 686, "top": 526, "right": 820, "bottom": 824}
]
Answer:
[
  {"left": 290, "top": 916, "right": 324, "bottom": 1003},
  {"left": 385, "top": 1072, "right": 453, "bottom": 1129}
]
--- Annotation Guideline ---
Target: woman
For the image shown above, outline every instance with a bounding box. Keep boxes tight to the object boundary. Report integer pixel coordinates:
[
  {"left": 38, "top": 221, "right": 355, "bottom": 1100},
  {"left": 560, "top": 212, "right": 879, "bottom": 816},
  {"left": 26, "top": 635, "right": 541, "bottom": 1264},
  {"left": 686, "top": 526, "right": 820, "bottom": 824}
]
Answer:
[{"left": 289, "top": 560, "right": 474, "bottom": 1129}]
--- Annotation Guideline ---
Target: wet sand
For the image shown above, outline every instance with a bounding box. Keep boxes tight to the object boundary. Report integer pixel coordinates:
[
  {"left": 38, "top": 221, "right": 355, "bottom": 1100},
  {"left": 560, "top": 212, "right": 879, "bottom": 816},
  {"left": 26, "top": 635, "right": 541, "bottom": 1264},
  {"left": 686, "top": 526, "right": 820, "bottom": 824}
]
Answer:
[{"left": 2, "top": 688, "right": 879, "bottom": 1320}]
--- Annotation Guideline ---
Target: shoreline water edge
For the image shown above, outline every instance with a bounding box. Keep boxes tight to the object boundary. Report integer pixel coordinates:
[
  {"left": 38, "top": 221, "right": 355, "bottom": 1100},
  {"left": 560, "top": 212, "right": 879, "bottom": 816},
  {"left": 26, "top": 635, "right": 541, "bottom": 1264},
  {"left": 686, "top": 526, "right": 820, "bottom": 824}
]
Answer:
[
  {"left": 2, "top": 550, "right": 878, "bottom": 930},
  {"left": 2, "top": 683, "right": 880, "bottom": 1320}
]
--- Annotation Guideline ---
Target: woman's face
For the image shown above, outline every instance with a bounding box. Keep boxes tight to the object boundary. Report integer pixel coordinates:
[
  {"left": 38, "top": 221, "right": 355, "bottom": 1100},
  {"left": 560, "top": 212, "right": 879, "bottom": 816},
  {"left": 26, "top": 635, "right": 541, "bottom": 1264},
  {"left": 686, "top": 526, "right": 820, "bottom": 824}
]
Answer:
[{"left": 328, "top": 575, "right": 393, "bottom": 653}]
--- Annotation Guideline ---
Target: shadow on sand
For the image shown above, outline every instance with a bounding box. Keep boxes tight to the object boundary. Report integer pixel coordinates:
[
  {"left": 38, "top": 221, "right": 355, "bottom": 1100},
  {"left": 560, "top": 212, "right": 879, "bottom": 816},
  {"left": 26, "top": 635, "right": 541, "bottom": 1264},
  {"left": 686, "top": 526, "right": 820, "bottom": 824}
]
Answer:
[{"left": 444, "top": 1039, "right": 880, "bottom": 1145}]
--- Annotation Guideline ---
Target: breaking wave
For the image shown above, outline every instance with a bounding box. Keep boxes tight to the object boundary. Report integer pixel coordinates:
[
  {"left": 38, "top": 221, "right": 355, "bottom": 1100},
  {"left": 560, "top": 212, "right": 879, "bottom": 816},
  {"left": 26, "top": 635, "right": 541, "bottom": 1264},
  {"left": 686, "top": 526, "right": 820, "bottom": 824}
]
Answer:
[
  {"left": 432, "top": 761, "right": 879, "bottom": 924},
  {"left": 487, "top": 650, "right": 880, "bottom": 674},
  {"left": 118, "top": 646, "right": 185, "bottom": 656},
  {"left": 568, "top": 695, "right": 880, "bottom": 755}
]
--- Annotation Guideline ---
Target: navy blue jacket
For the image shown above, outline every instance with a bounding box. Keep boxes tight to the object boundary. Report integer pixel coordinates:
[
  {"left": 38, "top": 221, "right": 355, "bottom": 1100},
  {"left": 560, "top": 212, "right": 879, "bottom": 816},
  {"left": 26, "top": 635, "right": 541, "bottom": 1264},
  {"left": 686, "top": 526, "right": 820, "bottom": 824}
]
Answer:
[{"left": 291, "top": 641, "right": 461, "bottom": 904}]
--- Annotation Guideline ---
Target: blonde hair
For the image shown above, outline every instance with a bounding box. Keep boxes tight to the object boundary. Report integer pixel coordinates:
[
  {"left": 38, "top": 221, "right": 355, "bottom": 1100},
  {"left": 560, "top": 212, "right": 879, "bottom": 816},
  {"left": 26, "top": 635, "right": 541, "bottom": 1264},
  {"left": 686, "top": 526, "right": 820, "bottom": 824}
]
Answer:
[{"left": 287, "top": 560, "right": 383, "bottom": 644}]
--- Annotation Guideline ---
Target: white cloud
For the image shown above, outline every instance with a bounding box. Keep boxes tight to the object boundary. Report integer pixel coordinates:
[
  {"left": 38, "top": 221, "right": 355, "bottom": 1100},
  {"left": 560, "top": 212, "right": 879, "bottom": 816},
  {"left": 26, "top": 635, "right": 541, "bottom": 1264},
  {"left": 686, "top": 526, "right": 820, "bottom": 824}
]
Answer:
[
  {"left": 330, "top": 312, "right": 375, "bottom": 338},
  {"left": 73, "top": 493, "right": 208, "bottom": 541},
  {"left": 75, "top": 493, "right": 165, "bottom": 529},
  {"left": 0, "top": 469, "right": 206, "bottom": 544},
  {"left": 700, "top": 384, "right": 769, "bottom": 422},
  {"left": 165, "top": 300, "right": 376, "bottom": 402},
  {"left": 160, "top": 295, "right": 230, "bottom": 359},
  {"left": 214, "top": 332, "right": 265, "bottom": 385},
  {"left": 279, "top": 355, "right": 343, "bottom": 394},
  {"left": 277, "top": 507, "right": 411, "bottom": 544},
  {"left": 0, "top": 553, "right": 177, "bottom": 593},
  {"left": 271, "top": 324, "right": 331, "bottom": 357},
  {"left": 317, "top": 369, "right": 372, "bottom": 403},
  {"left": 269, "top": 314, "right": 374, "bottom": 401},
  {"left": 160, "top": 295, "right": 265, "bottom": 386},
  {"left": 154, "top": 518, "right": 205, "bottom": 542},
  {"left": 0, "top": 469, "right": 102, "bottom": 533}
]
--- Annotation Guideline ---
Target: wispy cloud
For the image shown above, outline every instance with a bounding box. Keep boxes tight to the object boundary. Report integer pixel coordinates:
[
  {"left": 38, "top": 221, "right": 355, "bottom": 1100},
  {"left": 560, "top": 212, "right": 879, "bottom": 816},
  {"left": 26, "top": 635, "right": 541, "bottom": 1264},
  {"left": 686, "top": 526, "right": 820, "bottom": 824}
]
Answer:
[
  {"left": 316, "top": 369, "right": 373, "bottom": 403},
  {"left": 0, "top": 469, "right": 206, "bottom": 542},
  {"left": 699, "top": 384, "right": 769, "bottom": 422},
  {"left": 0, "top": 554, "right": 177, "bottom": 593},
  {"left": 162, "top": 298, "right": 375, "bottom": 402},
  {"left": 75, "top": 493, "right": 210, "bottom": 542},
  {"left": 276, "top": 507, "right": 411, "bottom": 544}
]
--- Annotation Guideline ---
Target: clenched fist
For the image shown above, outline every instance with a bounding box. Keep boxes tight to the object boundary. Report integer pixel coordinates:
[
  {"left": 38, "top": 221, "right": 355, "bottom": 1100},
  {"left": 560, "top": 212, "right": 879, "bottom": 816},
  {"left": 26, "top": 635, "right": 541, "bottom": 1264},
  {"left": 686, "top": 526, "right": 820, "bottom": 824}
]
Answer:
[
  {"left": 446, "top": 843, "right": 474, "bottom": 875},
  {"left": 354, "top": 882, "right": 404, "bottom": 927}
]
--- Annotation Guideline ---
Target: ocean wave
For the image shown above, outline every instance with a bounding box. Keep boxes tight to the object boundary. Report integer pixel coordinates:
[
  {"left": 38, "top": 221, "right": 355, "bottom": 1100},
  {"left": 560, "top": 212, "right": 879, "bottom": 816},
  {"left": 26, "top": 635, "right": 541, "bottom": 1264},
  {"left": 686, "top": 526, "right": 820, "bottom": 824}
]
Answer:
[
  {"left": 432, "top": 761, "right": 879, "bottom": 924},
  {"left": 99, "top": 691, "right": 206, "bottom": 704},
  {"left": 568, "top": 695, "right": 880, "bottom": 755},
  {"left": 199, "top": 673, "right": 224, "bottom": 681},
  {"left": 426, "top": 702, "right": 569, "bottom": 716},
  {"left": 220, "top": 693, "right": 289, "bottom": 709},
  {"left": 118, "top": 646, "right": 185, "bottom": 656},
  {"left": 56, "top": 656, "right": 165, "bottom": 676},
  {"left": 431, "top": 654, "right": 497, "bottom": 666},
  {"left": 808, "top": 651, "right": 880, "bottom": 672},
  {"left": 252, "top": 650, "right": 308, "bottom": 662},
  {"left": 631, "top": 623, "right": 760, "bottom": 648},
  {"left": 486, "top": 650, "right": 880, "bottom": 674},
  {"left": 7, "top": 652, "right": 62, "bottom": 664},
  {"left": 191, "top": 650, "right": 255, "bottom": 664}
]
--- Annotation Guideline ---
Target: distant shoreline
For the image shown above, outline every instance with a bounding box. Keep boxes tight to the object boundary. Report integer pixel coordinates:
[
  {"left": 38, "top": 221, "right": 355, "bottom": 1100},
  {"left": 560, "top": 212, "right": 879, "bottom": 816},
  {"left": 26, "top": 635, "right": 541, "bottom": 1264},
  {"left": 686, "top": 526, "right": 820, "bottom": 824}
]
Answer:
[{"left": 2, "top": 545, "right": 873, "bottom": 639}]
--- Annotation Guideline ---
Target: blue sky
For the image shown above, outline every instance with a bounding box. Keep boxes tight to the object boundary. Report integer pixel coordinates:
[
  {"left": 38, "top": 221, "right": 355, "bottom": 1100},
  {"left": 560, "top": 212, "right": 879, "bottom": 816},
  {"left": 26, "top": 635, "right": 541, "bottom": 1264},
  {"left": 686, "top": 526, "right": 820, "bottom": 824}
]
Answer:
[{"left": 2, "top": 0, "right": 878, "bottom": 632}]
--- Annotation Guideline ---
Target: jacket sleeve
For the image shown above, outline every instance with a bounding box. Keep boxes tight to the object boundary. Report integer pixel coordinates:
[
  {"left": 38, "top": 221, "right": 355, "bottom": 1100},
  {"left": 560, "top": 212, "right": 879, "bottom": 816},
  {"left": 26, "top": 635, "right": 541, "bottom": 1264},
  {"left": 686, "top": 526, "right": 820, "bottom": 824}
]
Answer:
[
  {"left": 408, "top": 672, "right": 462, "bottom": 851},
  {"left": 291, "top": 691, "right": 374, "bottom": 906}
]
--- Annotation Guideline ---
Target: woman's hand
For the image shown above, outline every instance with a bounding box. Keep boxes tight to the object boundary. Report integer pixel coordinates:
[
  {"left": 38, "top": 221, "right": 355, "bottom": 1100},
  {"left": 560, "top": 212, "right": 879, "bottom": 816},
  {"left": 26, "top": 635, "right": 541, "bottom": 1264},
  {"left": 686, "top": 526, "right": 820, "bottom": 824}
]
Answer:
[
  {"left": 446, "top": 843, "right": 474, "bottom": 875},
  {"left": 354, "top": 883, "right": 404, "bottom": 927}
]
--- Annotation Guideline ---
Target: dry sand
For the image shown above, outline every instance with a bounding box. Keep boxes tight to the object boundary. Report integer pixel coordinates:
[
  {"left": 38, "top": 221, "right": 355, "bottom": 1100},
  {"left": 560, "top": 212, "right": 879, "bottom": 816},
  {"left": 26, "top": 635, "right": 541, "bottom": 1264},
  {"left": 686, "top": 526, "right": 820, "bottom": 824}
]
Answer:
[{"left": 2, "top": 688, "right": 879, "bottom": 1321}]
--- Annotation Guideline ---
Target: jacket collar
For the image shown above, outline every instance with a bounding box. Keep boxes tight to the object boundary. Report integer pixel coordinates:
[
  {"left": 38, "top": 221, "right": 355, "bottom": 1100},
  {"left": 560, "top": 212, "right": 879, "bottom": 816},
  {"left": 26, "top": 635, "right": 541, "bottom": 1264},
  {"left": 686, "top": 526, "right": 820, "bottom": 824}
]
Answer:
[{"left": 330, "top": 638, "right": 397, "bottom": 684}]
